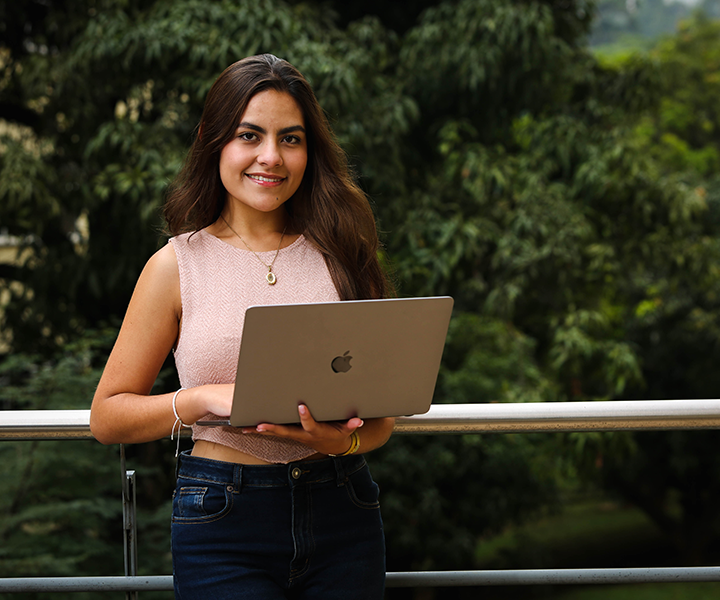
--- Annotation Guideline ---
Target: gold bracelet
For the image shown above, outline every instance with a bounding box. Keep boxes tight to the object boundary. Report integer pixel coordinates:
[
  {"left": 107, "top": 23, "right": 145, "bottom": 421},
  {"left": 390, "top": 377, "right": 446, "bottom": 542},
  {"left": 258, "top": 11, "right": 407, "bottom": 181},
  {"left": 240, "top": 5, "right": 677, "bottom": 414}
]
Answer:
[{"left": 328, "top": 430, "right": 361, "bottom": 457}]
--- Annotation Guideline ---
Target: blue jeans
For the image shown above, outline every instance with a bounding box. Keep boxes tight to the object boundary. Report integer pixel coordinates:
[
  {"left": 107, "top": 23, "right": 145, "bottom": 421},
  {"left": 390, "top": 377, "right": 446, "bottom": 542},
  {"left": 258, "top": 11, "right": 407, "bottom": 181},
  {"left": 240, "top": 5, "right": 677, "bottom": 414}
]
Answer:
[{"left": 171, "top": 451, "right": 386, "bottom": 599}]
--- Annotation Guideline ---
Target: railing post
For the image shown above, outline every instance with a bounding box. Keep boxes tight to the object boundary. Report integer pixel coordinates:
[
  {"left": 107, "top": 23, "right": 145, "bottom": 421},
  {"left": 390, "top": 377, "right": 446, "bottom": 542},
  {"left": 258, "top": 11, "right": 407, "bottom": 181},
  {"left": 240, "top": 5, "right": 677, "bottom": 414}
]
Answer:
[{"left": 120, "top": 445, "right": 139, "bottom": 600}]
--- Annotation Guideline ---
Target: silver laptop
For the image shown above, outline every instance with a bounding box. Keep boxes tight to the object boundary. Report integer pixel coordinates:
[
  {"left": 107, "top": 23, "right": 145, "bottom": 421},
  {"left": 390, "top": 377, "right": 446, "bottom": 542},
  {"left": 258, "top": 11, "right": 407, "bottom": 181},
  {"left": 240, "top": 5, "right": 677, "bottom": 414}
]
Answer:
[{"left": 199, "top": 296, "right": 453, "bottom": 427}]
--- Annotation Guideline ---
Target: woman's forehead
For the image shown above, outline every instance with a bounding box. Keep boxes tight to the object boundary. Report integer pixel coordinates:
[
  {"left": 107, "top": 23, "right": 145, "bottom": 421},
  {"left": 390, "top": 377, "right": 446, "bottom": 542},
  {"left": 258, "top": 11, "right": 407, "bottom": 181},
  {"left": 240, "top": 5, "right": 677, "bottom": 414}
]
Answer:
[{"left": 238, "top": 90, "right": 305, "bottom": 127}]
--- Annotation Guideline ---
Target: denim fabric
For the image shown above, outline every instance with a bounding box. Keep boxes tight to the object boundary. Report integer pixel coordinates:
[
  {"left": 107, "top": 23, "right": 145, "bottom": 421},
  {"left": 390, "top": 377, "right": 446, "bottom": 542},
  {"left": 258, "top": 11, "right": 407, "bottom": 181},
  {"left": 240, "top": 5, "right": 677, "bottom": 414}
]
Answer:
[{"left": 171, "top": 451, "right": 386, "bottom": 599}]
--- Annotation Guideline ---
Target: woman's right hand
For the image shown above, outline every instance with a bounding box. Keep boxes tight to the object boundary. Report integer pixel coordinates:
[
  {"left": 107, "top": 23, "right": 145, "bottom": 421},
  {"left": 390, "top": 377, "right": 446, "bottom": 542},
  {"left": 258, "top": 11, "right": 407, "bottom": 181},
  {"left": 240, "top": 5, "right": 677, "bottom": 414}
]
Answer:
[{"left": 176, "top": 384, "right": 235, "bottom": 423}]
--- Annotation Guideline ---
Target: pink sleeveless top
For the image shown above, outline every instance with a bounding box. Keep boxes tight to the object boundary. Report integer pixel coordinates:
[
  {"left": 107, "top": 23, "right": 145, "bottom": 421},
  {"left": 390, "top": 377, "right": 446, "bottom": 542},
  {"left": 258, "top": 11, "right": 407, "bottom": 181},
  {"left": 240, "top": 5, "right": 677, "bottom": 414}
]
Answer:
[{"left": 169, "top": 229, "right": 340, "bottom": 463}]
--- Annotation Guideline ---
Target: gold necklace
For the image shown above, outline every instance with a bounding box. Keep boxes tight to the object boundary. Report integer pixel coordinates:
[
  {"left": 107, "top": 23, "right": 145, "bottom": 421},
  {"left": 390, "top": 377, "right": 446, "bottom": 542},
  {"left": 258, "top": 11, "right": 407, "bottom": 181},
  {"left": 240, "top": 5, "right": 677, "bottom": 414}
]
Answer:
[{"left": 220, "top": 215, "right": 288, "bottom": 285}]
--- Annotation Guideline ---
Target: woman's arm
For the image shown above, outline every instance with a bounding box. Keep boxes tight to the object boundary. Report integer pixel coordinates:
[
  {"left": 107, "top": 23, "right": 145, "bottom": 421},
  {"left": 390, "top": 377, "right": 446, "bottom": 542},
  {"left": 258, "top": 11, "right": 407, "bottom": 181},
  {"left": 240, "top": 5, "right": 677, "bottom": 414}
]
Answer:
[{"left": 90, "top": 244, "right": 233, "bottom": 445}]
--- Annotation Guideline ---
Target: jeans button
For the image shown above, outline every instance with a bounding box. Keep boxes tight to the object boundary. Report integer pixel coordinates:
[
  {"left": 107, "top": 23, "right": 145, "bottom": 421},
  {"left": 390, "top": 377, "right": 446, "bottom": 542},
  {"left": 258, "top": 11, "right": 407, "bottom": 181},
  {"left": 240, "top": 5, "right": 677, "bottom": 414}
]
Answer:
[{"left": 291, "top": 467, "right": 302, "bottom": 479}]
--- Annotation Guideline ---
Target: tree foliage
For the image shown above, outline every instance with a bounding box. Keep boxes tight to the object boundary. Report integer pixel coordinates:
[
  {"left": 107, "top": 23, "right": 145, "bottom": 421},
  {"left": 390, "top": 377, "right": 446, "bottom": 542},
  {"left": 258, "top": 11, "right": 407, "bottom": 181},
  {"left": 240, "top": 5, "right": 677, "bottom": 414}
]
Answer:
[
  {"left": 0, "top": 0, "right": 414, "bottom": 353},
  {"left": 2, "top": 0, "right": 720, "bottom": 587},
  {"left": 0, "top": 332, "right": 180, "bottom": 595},
  {"left": 587, "top": 12, "right": 720, "bottom": 564}
]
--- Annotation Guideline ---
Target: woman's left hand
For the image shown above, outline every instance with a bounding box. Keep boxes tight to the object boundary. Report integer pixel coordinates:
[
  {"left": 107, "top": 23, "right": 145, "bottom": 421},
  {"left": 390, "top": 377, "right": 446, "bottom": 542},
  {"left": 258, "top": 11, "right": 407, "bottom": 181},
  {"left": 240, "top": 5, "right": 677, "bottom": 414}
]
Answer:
[{"left": 242, "top": 403, "right": 363, "bottom": 456}]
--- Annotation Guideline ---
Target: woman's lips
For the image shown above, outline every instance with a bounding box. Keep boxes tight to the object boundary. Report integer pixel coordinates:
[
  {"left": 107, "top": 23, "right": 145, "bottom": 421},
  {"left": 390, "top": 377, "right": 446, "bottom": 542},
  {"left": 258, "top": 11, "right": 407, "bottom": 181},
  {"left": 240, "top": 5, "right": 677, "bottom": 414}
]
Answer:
[{"left": 246, "top": 173, "right": 285, "bottom": 187}]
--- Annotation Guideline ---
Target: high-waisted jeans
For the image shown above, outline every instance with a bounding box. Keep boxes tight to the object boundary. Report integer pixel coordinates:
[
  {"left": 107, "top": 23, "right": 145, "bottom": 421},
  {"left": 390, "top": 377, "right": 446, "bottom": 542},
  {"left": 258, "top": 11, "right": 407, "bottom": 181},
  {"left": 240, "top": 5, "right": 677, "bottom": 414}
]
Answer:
[{"left": 171, "top": 451, "right": 386, "bottom": 599}]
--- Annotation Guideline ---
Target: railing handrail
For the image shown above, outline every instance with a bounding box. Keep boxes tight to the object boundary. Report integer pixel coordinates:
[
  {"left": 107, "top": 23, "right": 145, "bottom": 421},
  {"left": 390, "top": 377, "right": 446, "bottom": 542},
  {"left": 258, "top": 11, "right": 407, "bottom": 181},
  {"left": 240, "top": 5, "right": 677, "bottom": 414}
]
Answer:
[
  {"left": 3, "top": 566, "right": 720, "bottom": 592},
  {"left": 3, "top": 399, "right": 720, "bottom": 440}
]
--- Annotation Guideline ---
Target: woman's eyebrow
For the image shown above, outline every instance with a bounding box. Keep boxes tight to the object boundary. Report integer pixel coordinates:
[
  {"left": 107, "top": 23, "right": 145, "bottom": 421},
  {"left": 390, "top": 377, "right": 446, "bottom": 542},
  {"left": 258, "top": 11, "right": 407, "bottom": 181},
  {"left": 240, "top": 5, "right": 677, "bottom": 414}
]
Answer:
[{"left": 237, "top": 122, "right": 306, "bottom": 135}]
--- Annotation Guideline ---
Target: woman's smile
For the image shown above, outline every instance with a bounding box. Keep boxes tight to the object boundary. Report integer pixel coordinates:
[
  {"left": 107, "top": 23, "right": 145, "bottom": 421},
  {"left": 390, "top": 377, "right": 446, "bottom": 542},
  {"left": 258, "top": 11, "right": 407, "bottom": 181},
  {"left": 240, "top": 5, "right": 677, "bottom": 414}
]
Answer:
[{"left": 245, "top": 172, "right": 287, "bottom": 186}]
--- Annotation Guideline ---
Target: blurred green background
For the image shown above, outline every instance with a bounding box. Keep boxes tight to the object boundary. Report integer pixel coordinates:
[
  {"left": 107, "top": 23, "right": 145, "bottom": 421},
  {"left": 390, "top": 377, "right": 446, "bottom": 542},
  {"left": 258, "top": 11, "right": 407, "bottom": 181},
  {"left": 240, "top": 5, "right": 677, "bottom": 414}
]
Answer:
[{"left": 2, "top": 0, "right": 720, "bottom": 598}]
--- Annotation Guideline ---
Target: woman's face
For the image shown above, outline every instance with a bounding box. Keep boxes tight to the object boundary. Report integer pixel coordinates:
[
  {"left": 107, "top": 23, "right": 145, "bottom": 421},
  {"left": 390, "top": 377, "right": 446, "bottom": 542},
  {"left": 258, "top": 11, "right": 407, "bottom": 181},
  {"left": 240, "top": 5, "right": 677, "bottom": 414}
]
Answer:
[{"left": 219, "top": 89, "right": 308, "bottom": 218}]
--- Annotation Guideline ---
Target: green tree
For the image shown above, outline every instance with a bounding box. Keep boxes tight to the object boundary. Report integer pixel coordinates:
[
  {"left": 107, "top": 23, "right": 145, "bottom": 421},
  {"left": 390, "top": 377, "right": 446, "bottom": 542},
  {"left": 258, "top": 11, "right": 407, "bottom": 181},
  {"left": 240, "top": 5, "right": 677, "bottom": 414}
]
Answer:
[
  {"left": 0, "top": 334, "right": 126, "bottom": 580},
  {"left": 0, "top": 0, "right": 571, "bottom": 586},
  {"left": 0, "top": 0, "right": 414, "bottom": 354},
  {"left": 0, "top": 0, "right": 417, "bottom": 592},
  {"left": 633, "top": 12, "right": 720, "bottom": 178},
  {"left": 579, "top": 13, "right": 720, "bottom": 564},
  {"left": 4, "top": 0, "right": 720, "bottom": 590},
  {"left": 380, "top": 0, "right": 720, "bottom": 569},
  {"left": 0, "top": 333, "right": 181, "bottom": 599}
]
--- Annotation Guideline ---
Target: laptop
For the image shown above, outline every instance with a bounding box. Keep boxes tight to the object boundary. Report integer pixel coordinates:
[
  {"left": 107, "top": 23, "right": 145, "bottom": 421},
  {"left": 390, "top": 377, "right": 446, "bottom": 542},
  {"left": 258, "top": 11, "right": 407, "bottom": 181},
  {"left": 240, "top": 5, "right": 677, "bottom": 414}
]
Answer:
[{"left": 198, "top": 296, "right": 453, "bottom": 427}]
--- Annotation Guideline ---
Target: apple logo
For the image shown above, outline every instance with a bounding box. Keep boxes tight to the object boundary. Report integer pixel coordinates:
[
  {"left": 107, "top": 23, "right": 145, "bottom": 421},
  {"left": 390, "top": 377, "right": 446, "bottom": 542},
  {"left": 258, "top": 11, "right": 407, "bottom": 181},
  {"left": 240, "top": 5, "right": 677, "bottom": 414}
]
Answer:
[{"left": 331, "top": 351, "right": 353, "bottom": 373}]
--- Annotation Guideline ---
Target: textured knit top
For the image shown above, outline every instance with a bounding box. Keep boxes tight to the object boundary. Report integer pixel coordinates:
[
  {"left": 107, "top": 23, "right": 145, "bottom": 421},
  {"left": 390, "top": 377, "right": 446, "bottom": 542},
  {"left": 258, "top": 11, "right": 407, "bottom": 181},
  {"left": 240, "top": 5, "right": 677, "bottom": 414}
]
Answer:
[{"left": 169, "top": 228, "right": 340, "bottom": 463}]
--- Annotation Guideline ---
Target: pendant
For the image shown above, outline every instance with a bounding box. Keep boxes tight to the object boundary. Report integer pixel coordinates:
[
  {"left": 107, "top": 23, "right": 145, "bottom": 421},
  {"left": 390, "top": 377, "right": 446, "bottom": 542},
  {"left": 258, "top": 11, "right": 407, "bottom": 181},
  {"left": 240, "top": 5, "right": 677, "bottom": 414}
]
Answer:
[{"left": 266, "top": 270, "right": 277, "bottom": 285}]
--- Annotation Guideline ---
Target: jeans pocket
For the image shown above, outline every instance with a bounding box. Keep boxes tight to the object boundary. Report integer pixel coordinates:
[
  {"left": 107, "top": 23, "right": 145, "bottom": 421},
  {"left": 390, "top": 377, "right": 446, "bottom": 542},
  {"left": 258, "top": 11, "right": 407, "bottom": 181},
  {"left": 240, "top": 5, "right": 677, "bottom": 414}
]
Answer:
[
  {"left": 172, "top": 483, "right": 233, "bottom": 523},
  {"left": 344, "top": 467, "right": 381, "bottom": 510}
]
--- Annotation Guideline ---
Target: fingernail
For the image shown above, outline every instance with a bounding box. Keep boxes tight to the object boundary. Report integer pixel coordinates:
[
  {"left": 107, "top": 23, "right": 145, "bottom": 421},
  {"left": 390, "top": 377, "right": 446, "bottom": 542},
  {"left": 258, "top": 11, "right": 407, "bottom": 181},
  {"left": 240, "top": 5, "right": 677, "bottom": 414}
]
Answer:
[
  {"left": 256, "top": 426, "right": 266, "bottom": 432},
  {"left": 298, "top": 404, "right": 307, "bottom": 415}
]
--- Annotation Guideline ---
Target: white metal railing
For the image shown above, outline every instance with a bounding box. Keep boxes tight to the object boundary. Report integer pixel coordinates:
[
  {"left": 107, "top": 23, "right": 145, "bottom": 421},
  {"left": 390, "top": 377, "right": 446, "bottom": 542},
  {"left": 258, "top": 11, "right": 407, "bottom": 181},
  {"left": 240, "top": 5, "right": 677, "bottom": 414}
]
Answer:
[
  {"left": 2, "top": 566, "right": 720, "bottom": 592},
  {"left": 5, "top": 399, "right": 720, "bottom": 440},
  {"left": 2, "top": 400, "right": 720, "bottom": 594}
]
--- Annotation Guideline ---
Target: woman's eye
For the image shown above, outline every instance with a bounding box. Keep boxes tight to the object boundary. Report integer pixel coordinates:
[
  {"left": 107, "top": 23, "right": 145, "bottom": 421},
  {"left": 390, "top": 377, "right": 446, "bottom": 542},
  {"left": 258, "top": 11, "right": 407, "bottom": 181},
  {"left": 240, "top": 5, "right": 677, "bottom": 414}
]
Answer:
[
  {"left": 283, "top": 135, "right": 301, "bottom": 144},
  {"left": 238, "top": 132, "right": 257, "bottom": 141}
]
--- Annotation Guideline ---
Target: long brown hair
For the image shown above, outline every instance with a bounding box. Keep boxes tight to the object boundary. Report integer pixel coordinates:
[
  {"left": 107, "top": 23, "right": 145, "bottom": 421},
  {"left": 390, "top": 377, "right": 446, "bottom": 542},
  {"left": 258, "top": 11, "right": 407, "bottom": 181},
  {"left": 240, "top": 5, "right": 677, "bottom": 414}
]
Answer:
[{"left": 164, "top": 54, "right": 392, "bottom": 300}]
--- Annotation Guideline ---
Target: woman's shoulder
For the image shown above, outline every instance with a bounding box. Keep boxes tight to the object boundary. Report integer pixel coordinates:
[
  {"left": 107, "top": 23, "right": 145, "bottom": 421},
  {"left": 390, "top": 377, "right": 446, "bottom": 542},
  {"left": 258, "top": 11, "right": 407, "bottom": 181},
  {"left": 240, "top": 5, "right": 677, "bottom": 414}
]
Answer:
[
  {"left": 142, "top": 242, "right": 180, "bottom": 284},
  {"left": 124, "top": 243, "right": 181, "bottom": 322},
  {"left": 168, "top": 229, "right": 216, "bottom": 260},
  {"left": 168, "top": 229, "right": 203, "bottom": 247}
]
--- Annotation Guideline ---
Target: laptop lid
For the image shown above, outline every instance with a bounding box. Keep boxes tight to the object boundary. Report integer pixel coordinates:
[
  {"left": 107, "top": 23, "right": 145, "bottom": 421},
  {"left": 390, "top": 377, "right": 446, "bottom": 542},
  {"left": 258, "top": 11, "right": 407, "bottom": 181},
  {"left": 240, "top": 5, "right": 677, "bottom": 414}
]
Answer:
[{"left": 224, "top": 296, "right": 453, "bottom": 427}]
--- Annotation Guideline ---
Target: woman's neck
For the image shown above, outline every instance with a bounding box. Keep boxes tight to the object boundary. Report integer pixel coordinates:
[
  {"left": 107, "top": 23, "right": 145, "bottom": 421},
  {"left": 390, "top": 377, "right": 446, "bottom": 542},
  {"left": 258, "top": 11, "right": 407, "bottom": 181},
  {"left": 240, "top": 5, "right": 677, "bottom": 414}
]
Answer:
[{"left": 209, "top": 205, "right": 292, "bottom": 252}]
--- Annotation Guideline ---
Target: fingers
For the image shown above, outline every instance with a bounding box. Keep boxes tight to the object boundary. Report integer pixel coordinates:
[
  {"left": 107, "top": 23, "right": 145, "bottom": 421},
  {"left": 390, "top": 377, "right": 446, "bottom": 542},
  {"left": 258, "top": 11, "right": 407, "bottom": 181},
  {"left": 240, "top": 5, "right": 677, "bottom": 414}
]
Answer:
[
  {"left": 297, "top": 403, "right": 315, "bottom": 429},
  {"left": 297, "top": 404, "right": 363, "bottom": 433},
  {"left": 243, "top": 404, "right": 363, "bottom": 445}
]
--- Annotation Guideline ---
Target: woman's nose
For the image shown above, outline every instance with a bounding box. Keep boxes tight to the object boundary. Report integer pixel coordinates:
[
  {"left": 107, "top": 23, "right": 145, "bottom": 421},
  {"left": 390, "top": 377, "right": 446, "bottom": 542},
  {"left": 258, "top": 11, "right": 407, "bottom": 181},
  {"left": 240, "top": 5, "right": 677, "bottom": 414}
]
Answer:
[{"left": 257, "top": 141, "right": 282, "bottom": 167}]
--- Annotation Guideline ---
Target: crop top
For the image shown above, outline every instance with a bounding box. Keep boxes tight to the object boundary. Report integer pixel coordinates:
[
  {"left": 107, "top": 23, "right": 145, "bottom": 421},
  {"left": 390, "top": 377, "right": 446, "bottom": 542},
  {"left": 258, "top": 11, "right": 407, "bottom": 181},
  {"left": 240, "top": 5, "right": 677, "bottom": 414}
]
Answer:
[{"left": 169, "top": 228, "right": 341, "bottom": 463}]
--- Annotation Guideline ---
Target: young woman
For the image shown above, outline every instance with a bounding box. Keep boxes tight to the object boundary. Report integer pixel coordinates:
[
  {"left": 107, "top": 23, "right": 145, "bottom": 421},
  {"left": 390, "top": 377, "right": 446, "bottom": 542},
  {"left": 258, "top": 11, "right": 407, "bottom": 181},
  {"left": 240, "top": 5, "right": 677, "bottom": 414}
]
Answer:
[{"left": 90, "top": 54, "right": 395, "bottom": 599}]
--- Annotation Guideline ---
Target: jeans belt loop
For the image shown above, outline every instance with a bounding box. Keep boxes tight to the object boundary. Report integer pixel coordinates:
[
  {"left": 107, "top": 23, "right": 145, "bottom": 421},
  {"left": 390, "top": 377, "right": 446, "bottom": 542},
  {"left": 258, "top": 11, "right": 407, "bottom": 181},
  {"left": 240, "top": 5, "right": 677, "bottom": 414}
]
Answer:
[{"left": 234, "top": 465, "right": 243, "bottom": 493}]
